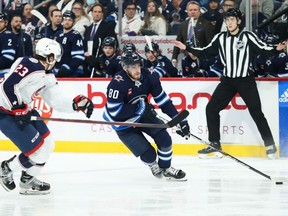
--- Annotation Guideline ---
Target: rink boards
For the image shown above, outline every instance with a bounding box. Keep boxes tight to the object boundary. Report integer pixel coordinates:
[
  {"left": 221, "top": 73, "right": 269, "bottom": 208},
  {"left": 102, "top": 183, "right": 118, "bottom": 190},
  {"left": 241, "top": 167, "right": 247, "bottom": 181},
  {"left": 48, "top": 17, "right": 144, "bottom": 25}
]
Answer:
[{"left": 1, "top": 78, "right": 288, "bottom": 157}]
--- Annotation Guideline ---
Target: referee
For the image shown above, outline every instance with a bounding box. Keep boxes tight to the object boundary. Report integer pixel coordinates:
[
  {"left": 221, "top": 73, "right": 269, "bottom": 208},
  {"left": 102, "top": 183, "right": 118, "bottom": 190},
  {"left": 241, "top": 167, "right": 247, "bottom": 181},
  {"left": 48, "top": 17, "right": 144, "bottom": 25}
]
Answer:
[{"left": 173, "top": 8, "right": 288, "bottom": 159}]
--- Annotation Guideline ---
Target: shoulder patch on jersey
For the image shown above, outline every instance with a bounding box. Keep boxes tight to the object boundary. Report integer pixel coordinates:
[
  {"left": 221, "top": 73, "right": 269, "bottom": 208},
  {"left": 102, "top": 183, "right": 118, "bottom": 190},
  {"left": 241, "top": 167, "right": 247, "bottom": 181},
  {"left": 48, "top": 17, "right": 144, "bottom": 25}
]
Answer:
[
  {"left": 72, "top": 30, "right": 80, "bottom": 35},
  {"left": 116, "top": 55, "right": 121, "bottom": 60},
  {"left": 29, "top": 58, "right": 39, "bottom": 63},
  {"left": 114, "top": 75, "right": 124, "bottom": 82}
]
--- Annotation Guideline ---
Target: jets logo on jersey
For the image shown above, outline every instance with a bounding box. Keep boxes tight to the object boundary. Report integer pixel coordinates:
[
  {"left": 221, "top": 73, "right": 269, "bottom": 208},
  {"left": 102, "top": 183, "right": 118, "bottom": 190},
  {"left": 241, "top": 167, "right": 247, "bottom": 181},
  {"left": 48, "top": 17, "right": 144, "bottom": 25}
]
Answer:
[{"left": 114, "top": 75, "right": 124, "bottom": 82}]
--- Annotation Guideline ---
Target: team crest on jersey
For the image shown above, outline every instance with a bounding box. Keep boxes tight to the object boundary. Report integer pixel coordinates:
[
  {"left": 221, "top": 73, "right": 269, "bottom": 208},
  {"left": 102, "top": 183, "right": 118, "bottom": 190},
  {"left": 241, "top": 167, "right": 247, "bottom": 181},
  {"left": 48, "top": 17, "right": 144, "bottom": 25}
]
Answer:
[
  {"left": 135, "top": 80, "right": 142, "bottom": 87},
  {"left": 114, "top": 75, "right": 124, "bottom": 82},
  {"left": 235, "top": 40, "right": 245, "bottom": 50}
]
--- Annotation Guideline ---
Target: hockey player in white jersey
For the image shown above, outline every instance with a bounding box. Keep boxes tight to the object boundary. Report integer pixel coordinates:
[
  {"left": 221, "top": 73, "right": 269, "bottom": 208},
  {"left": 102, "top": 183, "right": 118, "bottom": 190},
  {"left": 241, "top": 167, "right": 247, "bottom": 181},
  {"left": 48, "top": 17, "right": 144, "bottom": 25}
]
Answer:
[{"left": 0, "top": 38, "right": 94, "bottom": 195}]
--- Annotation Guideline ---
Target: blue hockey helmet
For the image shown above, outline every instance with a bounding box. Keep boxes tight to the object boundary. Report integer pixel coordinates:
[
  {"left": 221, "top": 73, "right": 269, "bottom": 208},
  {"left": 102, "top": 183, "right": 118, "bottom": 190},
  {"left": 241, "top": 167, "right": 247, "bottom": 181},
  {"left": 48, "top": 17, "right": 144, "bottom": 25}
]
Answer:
[
  {"left": 144, "top": 41, "right": 160, "bottom": 53},
  {"left": 121, "top": 51, "right": 142, "bottom": 67},
  {"left": 0, "top": 12, "right": 7, "bottom": 21},
  {"left": 225, "top": 8, "right": 242, "bottom": 20},
  {"left": 123, "top": 43, "right": 136, "bottom": 52},
  {"left": 102, "top": 36, "right": 117, "bottom": 49},
  {"left": 62, "top": 10, "right": 76, "bottom": 20}
]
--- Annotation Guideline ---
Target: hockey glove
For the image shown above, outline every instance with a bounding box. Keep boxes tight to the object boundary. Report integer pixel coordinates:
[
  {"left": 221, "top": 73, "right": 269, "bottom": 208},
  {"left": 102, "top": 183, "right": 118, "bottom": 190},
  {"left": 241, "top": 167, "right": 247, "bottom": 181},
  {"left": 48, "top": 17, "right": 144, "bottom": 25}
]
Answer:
[
  {"left": 176, "top": 120, "right": 190, "bottom": 140},
  {"left": 73, "top": 95, "right": 94, "bottom": 118},
  {"left": 12, "top": 104, "right": 32, "bottom": 127}
]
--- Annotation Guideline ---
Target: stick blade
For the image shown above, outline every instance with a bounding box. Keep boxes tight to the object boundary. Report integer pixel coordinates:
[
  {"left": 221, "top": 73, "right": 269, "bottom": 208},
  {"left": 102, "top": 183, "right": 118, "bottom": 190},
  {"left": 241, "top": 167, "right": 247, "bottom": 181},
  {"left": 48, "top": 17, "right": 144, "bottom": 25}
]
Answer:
[
  {"left": 145, "top": 35, "right": 153, "bottom": 51},
  {"left": 31, "top": 9, "right": 48, "bottom": 25},
  {"left": 270, "top": 177, "right": 288, "bottom": 183},
  {"left": 167, "top": 110, "right": 189, "bottom": 127}
]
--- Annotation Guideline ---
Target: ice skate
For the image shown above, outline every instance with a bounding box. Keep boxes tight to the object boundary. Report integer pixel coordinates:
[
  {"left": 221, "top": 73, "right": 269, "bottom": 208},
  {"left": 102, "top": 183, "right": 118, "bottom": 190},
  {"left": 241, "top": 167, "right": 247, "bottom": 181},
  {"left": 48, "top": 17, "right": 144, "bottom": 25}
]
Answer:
[
  {"left": 198, "top": 142, "right": 223, "bottom": 159},
  {"left": 266, "top": 144, "right": 277, "bottom": 160},
  {"left": 0, "top": 159, "right": 16, "bottom": 191},
  {"left": 19, "top": 171, "right": 50, "bottom": 195},
  {"left": 163, "top": 167, "right": 187, "bottom": 181},
  {"left": 149, "top": 162, "right": 163, "bottom": 178}
]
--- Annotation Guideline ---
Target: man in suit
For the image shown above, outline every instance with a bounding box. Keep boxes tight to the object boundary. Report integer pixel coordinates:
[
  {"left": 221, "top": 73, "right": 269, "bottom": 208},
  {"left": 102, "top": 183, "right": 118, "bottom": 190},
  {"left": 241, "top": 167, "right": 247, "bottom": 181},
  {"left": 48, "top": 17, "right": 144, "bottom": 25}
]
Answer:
[
  {"left": 172, "top": 1, "right": 214, "bottom": 67},
  {"left": 83, "top": 3, "right": 118, "bottom": 77}
]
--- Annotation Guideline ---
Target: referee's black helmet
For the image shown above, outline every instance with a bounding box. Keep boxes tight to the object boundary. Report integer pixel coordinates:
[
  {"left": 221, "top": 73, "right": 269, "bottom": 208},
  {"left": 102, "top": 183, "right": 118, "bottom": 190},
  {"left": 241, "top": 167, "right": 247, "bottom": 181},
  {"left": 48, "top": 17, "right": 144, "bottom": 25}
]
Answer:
[{"left": 225, "top": 8, "right": 242, "bottom": 20}]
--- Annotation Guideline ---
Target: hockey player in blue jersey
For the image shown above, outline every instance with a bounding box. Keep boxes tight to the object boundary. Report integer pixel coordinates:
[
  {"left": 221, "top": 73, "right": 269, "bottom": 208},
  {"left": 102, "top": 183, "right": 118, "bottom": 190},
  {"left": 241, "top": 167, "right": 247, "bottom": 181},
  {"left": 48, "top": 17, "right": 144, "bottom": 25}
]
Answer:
[
  {"left": 181, "top": 39, "right": 214, "bottom": 77},
  {"left": 257, "top": 51, "right": 288, "bottom": 77},
  {"left": 89, "top": 36, "right": 122, "bottom": 77},
  {"left": 0, "top": 38, "right": 94, "bottom": 195},
  {"left": 0, "top": 12, "right": 17, "bottom": 78},
  {"left": 54, "top": 10, "right": 85, "bottom": 77},
  {"left": 123, "top": 42, "right": 148, "bottom": 68},
  {"left": 144, "top": 41, "right": 181, "bottom": 77},
  {"left": 103, "top": 51, "right": 190, "bottom": 180},
  {"left": 34, "top": 9, "right": 63, "bottom": 40}
]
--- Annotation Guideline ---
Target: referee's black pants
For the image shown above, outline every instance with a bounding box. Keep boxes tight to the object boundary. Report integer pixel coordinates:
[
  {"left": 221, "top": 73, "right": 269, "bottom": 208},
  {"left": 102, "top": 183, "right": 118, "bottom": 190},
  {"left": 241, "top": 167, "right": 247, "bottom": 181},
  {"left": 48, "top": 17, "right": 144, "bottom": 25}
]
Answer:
[{"left": 206, "top": 76, "right": 275, "bottom": 147}]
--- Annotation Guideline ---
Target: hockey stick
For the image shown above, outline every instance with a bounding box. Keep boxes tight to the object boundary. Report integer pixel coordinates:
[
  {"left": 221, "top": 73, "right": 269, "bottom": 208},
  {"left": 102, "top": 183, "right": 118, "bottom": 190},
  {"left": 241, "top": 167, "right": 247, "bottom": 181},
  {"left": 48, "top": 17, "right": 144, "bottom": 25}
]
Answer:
[
  {"left": 31, "top": 109, "right": 189, "bottom": 128},
  {"left": 31, "top": 9, "right": 48, "bottom": 37},
  {"left": 31, "top": 9, "right": 48, "bottom": 25},
  {"left": 189, "top": 132, "right": 288, "bottom": 184},
  {"left": 144, "top": 35, "right": 159, "bottom": 64}
]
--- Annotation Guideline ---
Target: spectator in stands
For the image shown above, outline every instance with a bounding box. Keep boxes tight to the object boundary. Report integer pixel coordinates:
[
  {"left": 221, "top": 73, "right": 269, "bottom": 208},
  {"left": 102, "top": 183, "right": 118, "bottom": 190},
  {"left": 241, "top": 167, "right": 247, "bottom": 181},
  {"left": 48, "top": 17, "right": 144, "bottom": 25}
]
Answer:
[
  {"left": 115, "top": 1, "right": 142, "bottom": 37},
  {"left": 169, "top": 11, "right": 182, "bottom": 35},
  {"left": 139, "top": 0, "right": 168, "bottom": 36},
  {"left": 172, "top": 1, "right": 214, "bottom": 67},
  {"left": 34, "top": 8, "right": 63, "bottom": 39},
  {"left": 202, "top": 0, "right": 223, "bottom": 34},
  {"left": 21, "top": 3, "right": 39, "bottom": 39},
  {"left": 122, "top": 0, "right": 149, "bottom": 19},
  {"left": 72, "top": 1, "right": 90, "bottom": 38},
  {"left": 90, "top": 36, "right": 122, "bottom": 77},
  {"left": 159, "top": 0, "right": 175, "bottom": 24},
  {"left": 83, "top": 3, "right": 118, "bottom": 77},
  {"left": 54, "top": 10, "right": 85, "bottom": 77},
  {"left": 273, "top": 0, "right": 288, "bottom": 42},
  {"left": 0, "top": 12, "right": 17, "bottom": 78},
  {"left": 239, "top": 0, "right": 274, "bottom": 18},
  {"left": 219, "top": 0, "right": 235, "bottom": 32},
  {"left": 171, "top": 0, "right": 190, "bottom": 21},
  {"left": 145, "top": 41, "right": 181, "bottom": 77},
  {"left": 57, "top": 0, "right": 75, "bottom": 13},
  {"left": 250, "top": 0, "right": 270, "bottom": 38},
  {"left": 9, "top": 13, "right": 33, "bottom": 59}
]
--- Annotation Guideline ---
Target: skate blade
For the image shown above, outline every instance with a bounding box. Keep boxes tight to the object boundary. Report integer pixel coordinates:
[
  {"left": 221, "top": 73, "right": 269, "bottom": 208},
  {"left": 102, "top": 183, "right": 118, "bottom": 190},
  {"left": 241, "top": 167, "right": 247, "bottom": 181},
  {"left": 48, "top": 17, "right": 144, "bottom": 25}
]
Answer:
[
  {"left": 198, "top": 152, "right": 223, "bottom": 159},
  {"left": 164, "top": 177, "right": 188, "bottom": 182},
  {"left": 19, "top": 188, "right": 50, "bottom": 195},
  {"left": 267, "top": 153, "right": 278, "bottom": 160}
]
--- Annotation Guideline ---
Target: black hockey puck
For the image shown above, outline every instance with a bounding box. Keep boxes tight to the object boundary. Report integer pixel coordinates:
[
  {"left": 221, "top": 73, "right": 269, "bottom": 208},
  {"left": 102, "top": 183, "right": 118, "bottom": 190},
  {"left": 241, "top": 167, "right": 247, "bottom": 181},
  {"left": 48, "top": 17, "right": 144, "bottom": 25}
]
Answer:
[{"left": 275, "top": 182, "right": 283, "bottom": 185}]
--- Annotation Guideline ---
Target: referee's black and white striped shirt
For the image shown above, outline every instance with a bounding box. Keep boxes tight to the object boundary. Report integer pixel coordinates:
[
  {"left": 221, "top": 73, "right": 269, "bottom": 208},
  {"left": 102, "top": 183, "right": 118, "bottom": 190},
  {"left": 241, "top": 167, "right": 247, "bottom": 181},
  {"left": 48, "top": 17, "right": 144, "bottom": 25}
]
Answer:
[{"left": 186, "top": 29, "right": 278, "bottom": 78}]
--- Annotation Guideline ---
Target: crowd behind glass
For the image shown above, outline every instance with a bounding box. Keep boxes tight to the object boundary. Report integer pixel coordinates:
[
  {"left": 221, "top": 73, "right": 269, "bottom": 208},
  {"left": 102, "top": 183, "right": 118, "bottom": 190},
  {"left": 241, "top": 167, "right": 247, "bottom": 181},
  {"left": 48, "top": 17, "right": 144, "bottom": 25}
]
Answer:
[{"left": 0, "top": 0, "right": 287, "bottom": 78}]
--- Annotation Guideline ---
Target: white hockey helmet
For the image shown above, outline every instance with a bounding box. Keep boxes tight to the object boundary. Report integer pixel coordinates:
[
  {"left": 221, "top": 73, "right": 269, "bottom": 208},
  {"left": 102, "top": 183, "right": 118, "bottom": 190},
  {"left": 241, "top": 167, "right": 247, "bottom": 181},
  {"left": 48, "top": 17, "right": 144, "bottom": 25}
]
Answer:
[{"left": 35, "top": 38, "right": 63, "bottom": 62}]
